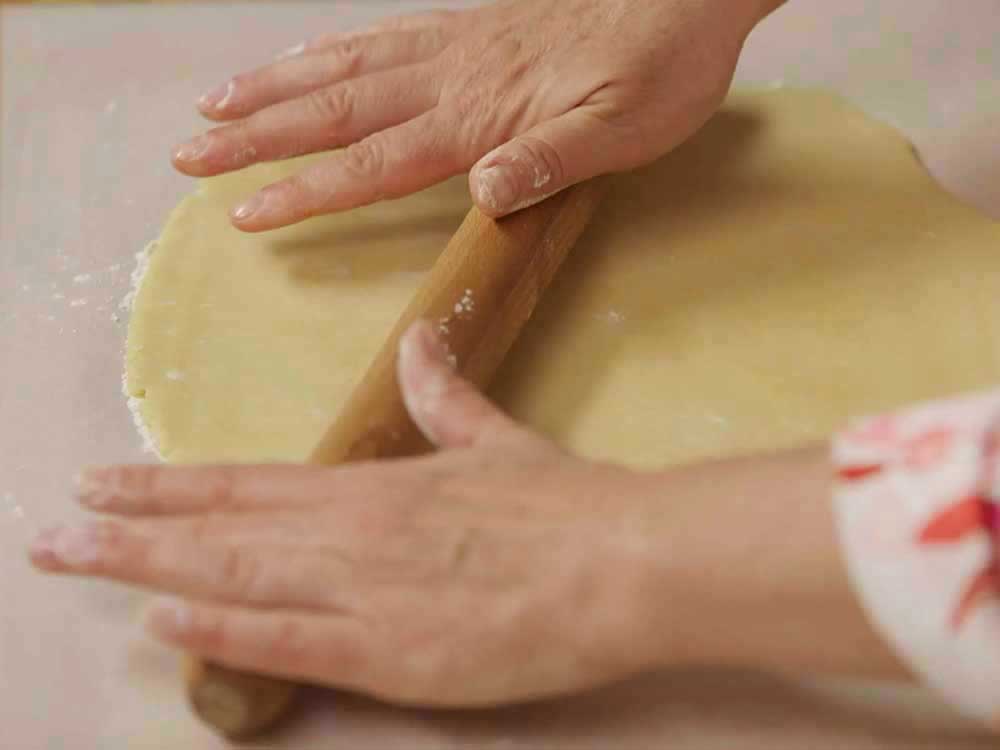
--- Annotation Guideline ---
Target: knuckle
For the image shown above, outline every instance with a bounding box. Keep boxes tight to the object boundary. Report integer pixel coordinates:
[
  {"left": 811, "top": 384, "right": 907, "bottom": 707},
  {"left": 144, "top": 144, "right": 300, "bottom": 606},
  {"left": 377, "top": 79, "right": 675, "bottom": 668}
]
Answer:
[
  {"left": 267, "top": 177, "right": 301, "bottom": 206},
  {"left": 217, "top": 546, "right": 261, "bottom": 601},
  {"left": 330, "top": 38, "right": 364, "bottom": 74},
  {"left": 187, "top": 514, "right": 219, "bottom": 548},
  {"left": 272, "top": 176, "right": 318, "bottom": 217},
  {"left": 340, "top": 138, "right": 385, "bottom": 180},
  {"left": 306, "top": 85, "right": 355, "bottom": 127},
  {"left": 206, "top": 466, "right": 240, "bottom": 509},
  {"left": 116, "top": 465, "right": 162, "bottom": 501},
  {"left": 511, "top": 135, "right": 566, "bottom": 193},
  {"left": 446, "top": 88, "right": 511, "bottom": 159},
  {"left": 204, "top": 124, "right": 229, "bottom": 150},
  {"left": 77, "top": 520, "right": 123, "bottom": 571},
  {"left": 446, "top": 89, "right": 478, "bottom": 124},
  {"left": 208, "top": 122, "right": 258, "bottom": 168}
]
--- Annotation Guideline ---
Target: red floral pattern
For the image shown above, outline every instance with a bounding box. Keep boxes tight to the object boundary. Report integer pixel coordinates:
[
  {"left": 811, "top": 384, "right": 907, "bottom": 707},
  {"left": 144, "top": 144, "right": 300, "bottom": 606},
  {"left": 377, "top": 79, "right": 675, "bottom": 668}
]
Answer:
[
  {"left": 919, "top": 495, "right": 1000, "bottom": 628},
  {"left": 833, "top": 391, "right": 1000, "bottom": 730},
  {"left": 839, "top": 423, "right": 998, "bottom": 629}
]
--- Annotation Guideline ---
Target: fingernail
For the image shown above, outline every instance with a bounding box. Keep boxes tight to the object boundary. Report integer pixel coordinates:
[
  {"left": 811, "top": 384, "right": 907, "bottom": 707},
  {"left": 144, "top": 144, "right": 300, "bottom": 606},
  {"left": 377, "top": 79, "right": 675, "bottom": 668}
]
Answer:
[
  {"left": 231, "top": 192, "right": 266, "bottom": 221},
  {"left": 477, "top": 165, "right": 519, "bottom": 214},
  {"left": 31, "top": 523, "right": 106, "bottom": 567},
  {"left": 146, "top": 596, "right": 192, "bottom": 638},
  {"left": 398, "top": 324, "right": 450, "bottom": 444},
  {"left": 399, "top": 322, "right": 447, "bottom": 387},
  {"left": 173, "top": 135, "right": 211, "bottom": 163},
  {"left": 198, "top": 80, "right": 235, "bottom": 111},
  {"left": 275, "top": 41, "right": 306, "bottom": 61}
]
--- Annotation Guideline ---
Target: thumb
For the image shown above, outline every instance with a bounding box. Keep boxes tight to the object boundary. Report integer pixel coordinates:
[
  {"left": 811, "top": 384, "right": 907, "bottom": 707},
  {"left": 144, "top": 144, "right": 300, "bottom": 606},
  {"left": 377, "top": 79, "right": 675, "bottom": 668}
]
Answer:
[
  {"left": 469, "top": 105, "right": 633, "bottom": 218},
  {"left": 396, "top": 320, "right": 516, "bottom": 449}
]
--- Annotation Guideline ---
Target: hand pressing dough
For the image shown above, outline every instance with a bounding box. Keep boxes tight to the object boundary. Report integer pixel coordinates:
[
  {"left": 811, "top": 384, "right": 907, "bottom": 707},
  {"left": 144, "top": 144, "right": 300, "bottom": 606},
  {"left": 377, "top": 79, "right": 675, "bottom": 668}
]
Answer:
[{"left": 126, "top": 89, "right": 1000, "bottom": 467}]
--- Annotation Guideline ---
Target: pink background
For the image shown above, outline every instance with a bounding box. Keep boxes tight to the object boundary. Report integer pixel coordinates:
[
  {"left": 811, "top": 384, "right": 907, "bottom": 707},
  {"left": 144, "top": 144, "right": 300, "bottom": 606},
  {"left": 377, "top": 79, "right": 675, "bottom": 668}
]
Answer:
[{"left": 1, "top": 1, "right": 998, "bottom": 747}]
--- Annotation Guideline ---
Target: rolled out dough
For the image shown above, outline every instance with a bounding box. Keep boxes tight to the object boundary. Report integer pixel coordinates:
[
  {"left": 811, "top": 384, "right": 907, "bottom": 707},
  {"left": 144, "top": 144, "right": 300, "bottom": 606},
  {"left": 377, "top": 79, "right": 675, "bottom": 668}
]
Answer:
[{"left": 126, "top": 89, "right": 1000, "bottom": 467}]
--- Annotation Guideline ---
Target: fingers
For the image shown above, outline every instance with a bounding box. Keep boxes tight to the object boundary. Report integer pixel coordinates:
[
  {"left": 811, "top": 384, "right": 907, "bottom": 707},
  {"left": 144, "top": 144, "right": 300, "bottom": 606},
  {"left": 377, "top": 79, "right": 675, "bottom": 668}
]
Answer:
[
  {"left": 315, "top": 9, "right": 460, "bottom": 45},
  {"left": 199, "top": 30, "right": 448, "bottom": 122},
  {"left": 228, "top": 109, "right": 460, "bottom": 231},
  {"left": 72, "top": 464, "right": 354, "bottom": 516},
  {"left": 470, "top": 104, "right": 640, "bottom": 218},
  {"left": 174, "top": 65, "right": 436, "bottom": 178},
  {"left": 363, "top": 8, "right": 460, "bottom": 35},
  {"left": 397, "top": 320, "right": 516, "bottom": 449},
  {"left": 145, "top": 597, "right": 375, "bottom": 690},
  {"left": 282, "top": 8, "right": 459, "bottom": 59},
  {"left": 29, "top": 519, "right": 344, "bottom": 609}
]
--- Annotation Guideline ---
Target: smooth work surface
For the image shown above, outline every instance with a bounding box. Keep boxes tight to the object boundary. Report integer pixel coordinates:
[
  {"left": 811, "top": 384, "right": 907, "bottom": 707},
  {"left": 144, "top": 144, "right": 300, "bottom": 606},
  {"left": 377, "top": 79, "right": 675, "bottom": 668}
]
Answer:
[{"left": 1, "top": 2, "right": 998, "bottom": 747}]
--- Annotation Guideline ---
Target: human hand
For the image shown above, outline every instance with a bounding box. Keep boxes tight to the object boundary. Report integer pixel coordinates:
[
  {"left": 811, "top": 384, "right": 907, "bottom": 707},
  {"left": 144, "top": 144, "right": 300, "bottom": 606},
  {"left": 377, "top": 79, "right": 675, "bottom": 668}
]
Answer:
[
  {"left": 29, "top": 317, "right": 904, "bottom": 704},
  {"left": 172, "top": 0, "right": 781, "bottom": 231},
  {"left": 30, "top": 321, "right": 667, "bottom": 707}
]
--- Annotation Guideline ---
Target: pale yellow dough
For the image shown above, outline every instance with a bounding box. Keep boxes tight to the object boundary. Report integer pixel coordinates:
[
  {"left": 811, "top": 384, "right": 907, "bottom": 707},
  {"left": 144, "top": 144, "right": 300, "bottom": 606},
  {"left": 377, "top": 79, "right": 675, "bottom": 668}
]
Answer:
[{"left": 127, "top": 90, "right": 1000, "bottom": 467}]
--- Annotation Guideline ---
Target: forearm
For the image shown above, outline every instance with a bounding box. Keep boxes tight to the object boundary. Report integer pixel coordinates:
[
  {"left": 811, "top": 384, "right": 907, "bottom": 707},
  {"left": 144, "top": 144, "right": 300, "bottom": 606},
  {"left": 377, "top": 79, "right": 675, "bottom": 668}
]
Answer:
[{"left": 637, "top": 444, "right": 908, "bottom": 679}]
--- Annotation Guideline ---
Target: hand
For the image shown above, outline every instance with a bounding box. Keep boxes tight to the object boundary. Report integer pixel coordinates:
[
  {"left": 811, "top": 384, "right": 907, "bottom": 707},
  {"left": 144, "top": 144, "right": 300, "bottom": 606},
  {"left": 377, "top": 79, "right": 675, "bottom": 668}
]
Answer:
[
  {"left": 29, "top": 321, "right": 666, "bottom": 707},
  {"left": 29, "top": 321, "right": 903, "bottom": 702},
  {"left": 171, "top": 0, "right": 780, "bottom": 231}
]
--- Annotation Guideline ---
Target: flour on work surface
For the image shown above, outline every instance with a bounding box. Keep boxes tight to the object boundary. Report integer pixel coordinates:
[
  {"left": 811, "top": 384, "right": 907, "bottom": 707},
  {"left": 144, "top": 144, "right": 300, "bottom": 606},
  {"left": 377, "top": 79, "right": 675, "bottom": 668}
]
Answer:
[
  {"left": 120, "top": 241, "right": 157, "bottom": 313},
  {"left": 2, "top": 492, "right": 26, "bottom": 522},
  {"left": 121, "top": 240, "right": 163, "bottom": 458},
  {"left": 122, "top": 370, "right": 161, "bottom": 458}
]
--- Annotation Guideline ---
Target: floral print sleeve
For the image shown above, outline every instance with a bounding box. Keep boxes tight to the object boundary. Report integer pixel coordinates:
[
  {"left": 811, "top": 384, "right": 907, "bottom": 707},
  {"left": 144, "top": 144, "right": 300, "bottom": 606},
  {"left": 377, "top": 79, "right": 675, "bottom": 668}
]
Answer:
[{"left": 833, "top": 389, "right": 1000, "bottom": 730}]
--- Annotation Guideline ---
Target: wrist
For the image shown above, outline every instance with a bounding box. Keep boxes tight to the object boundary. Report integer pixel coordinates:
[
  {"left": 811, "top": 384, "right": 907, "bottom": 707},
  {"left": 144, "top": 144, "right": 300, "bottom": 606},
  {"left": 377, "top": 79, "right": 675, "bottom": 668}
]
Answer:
[{"left": 629, "top": 444, "right": 904, "bottom": 678}]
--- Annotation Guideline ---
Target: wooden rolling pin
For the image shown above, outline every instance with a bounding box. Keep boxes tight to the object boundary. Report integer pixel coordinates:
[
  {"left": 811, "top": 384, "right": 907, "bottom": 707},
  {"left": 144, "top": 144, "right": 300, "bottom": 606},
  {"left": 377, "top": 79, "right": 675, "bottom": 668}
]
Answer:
[{"left": 184, "top": 176, "right": 609, "bottom": 738}]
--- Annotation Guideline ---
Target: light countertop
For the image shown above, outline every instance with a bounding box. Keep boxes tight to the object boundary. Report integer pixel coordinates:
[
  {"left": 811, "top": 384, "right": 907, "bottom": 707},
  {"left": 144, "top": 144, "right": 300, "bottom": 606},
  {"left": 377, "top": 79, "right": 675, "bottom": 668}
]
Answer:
[{"left": 1, "top": 1, "right": 998, "bottom": 747}]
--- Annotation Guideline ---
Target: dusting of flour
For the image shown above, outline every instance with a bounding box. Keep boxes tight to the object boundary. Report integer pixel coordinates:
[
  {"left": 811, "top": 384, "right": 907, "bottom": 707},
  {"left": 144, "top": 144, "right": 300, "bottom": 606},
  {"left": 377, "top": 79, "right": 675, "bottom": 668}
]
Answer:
[
  {"left": 119, "top": 241, "right": 156, "bottom": 313},
  {"left": 121, "top": 241, "right": 163, "bottom": 459}
]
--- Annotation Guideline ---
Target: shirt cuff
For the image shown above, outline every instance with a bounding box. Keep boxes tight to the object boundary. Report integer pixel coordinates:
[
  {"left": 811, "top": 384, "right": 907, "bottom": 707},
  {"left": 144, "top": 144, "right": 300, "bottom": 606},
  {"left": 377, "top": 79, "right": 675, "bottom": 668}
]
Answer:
[{"left": 833, "top": 389, "right": 1000, "bottom": 730}]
